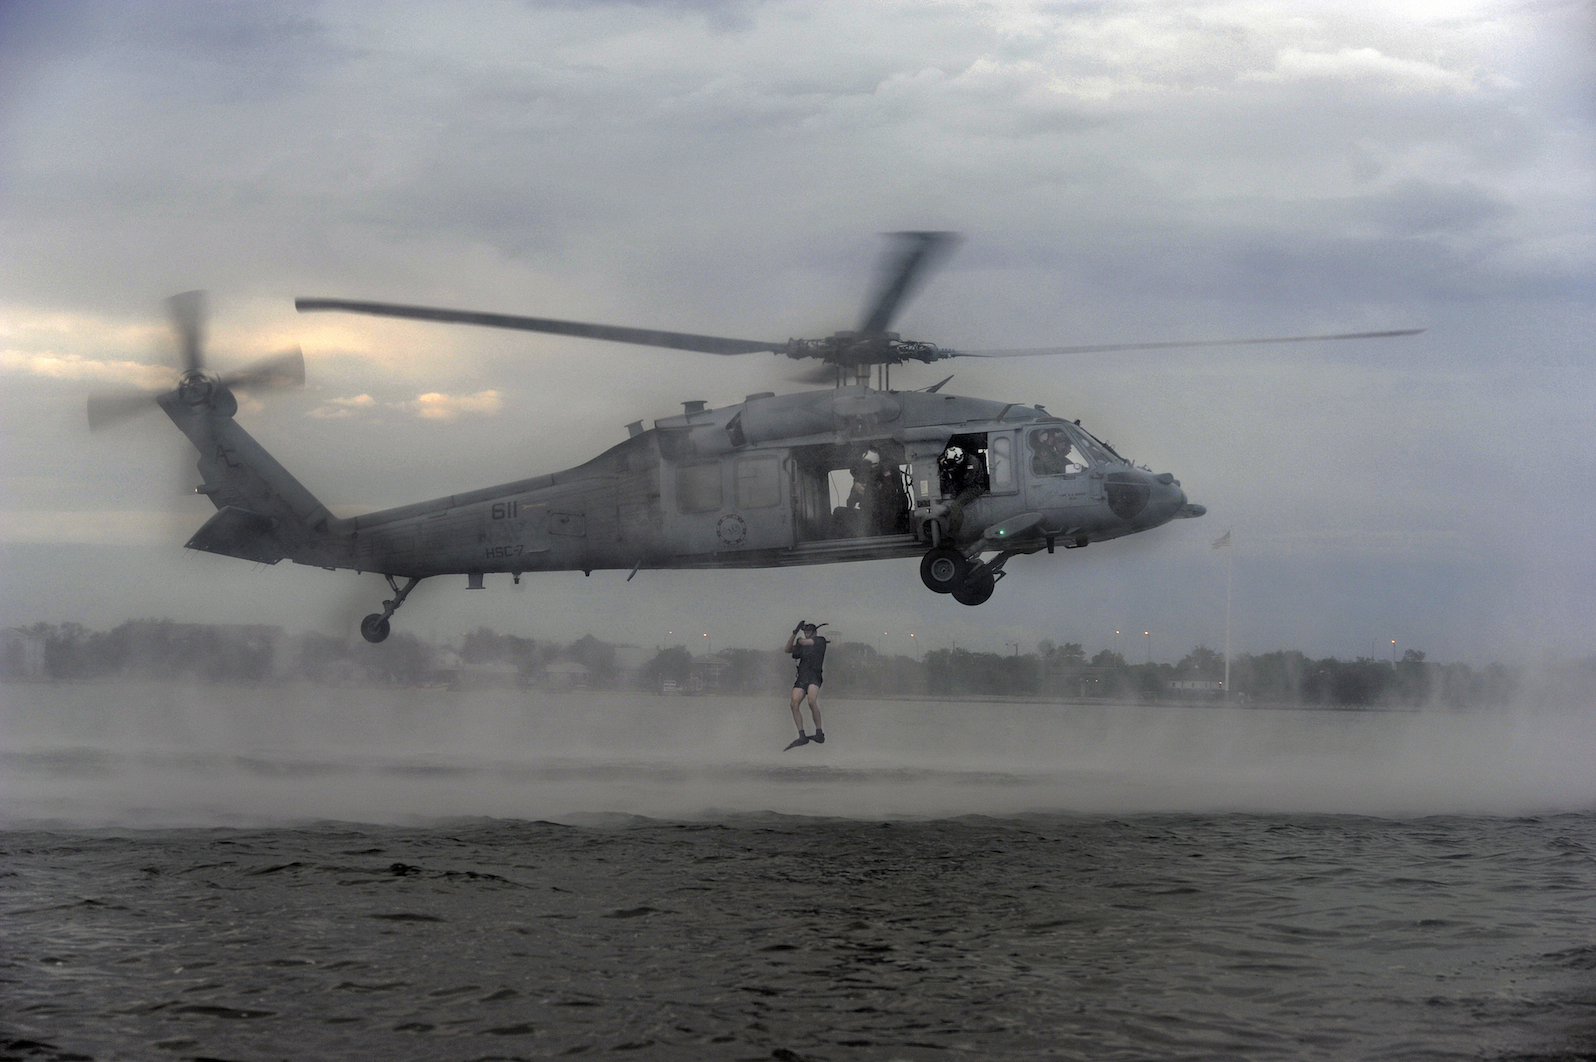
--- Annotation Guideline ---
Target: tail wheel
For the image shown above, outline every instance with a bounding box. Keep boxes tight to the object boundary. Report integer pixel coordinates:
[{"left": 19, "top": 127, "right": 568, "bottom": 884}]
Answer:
[
  {"left": 920, "top": 546, "right": 968, "bottom": 593},
  {"left": 951, "top": 567, "right": 995, "bottom": 606},
  {"left": 360, "top": 613, "right": 391, "bottom": 643}
]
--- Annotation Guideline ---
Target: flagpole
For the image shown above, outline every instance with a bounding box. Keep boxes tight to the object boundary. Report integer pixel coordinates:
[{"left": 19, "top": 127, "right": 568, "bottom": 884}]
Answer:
[
  {"left": 1211, "top": 529, "right": 1232, "bottom": 701},
  {"left": 1224, "top": 540, "right": 1232, "bottom": 702}
]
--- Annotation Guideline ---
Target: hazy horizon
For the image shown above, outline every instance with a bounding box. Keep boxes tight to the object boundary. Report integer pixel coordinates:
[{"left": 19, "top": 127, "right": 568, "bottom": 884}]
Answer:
[{"left": 6, "top": 604, "right": 1576, "bottom": 674}]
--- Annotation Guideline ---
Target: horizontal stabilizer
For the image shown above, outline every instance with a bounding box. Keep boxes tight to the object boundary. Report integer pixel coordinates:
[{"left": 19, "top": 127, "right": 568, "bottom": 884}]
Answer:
[{"left": 186, "top": 506, "right": 282, "bottom": 564}]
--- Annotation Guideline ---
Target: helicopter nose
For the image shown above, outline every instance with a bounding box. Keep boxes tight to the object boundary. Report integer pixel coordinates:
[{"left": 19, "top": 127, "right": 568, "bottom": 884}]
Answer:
[
  {"left": 1136, "top": 471, "right": 1188, "bottom": 526},
  {"left": 1152, "top": 473, "right": 1186, "bottom": 519},
  {"left": 1104, "top": 470, "right": 1183, "bottom": 523},
  {"left": 1163, "top": 475, "right": 1186, "bottom": 508}
]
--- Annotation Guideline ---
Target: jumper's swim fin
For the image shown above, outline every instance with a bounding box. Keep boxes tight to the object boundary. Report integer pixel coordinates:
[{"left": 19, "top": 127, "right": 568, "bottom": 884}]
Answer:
[
  {"left": 812, "top": 730, "right": 825, "bottom": 744},
  {"left": 784, "top": 734, "right": 810, "bottom": 750}
]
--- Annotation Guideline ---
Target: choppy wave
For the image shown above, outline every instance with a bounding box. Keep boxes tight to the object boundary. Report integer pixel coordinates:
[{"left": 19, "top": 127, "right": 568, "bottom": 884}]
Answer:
[{"left": 3, "top": 814, "right": 1594, "bottom": 1060}]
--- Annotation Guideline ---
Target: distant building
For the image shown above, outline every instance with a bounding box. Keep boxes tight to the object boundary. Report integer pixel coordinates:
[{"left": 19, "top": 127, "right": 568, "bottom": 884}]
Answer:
[
  {"left": 611, "top": 645, "right": 654, "bottom": 688},
  {"left": 687, "top": 652, "right": 730, "bottom": 693},
  {"left": 453, "top": 660, "right": 523, "bottom": 690},
  {"left": 1045, "top": 665, "right": 1117, "bottom": 698},
  {"left": 1, "top": 628, "right": 46, "bottom": 679},
  {"left": 543, "top": 661, "right": 591, "bottom": 690}
]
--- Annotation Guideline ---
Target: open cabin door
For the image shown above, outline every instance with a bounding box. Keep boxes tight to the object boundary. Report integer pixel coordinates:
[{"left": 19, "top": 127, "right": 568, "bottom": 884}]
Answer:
[
  {"left": 896, "top": 427, "right": 952, "bottom": 522},
  {"left": 792, "top": 439, "right": 917, "bottom": 544}
]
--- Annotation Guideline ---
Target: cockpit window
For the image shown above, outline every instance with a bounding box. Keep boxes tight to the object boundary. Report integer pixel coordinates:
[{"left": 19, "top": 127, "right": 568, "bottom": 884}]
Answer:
[
  {"left": 1028, "top": 427, "right": 1090, "bottom": 476},
  {"left": 1073, "top": 424, "right": 1121, "bottom": 463}
]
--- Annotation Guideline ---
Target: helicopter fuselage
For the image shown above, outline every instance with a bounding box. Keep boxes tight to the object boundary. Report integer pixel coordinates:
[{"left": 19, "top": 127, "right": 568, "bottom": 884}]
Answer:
[
  {"left": 173, "top": 384, "right": 1202, "bottom": 600},
  {"left": 100, "top": 229, "right": 1418, "bottom": 639}
]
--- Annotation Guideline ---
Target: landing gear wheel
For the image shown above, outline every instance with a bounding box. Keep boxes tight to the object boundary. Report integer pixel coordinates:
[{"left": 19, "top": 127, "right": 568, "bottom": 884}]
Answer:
[
  {"left": 951, "top": 568, "right": 996, "bottom": 606},
  {"left": 360, "top": 613, "right": 392, "bottom": 643},
  {"left": 359, "top": 575, "right": 422, "bottom": 644},
  {"left": 920, "top": 546, "right": 969, "bottom": 594}
]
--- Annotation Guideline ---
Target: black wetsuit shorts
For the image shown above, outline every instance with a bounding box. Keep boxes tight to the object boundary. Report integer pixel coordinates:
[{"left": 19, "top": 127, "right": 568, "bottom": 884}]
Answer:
[{"left": 792, "top": 637, "right": 826, "bottom": 690}]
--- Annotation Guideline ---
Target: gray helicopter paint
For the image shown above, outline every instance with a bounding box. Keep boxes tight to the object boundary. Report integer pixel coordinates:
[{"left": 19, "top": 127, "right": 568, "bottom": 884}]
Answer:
[{"left": 166, "top": 381, "right": 1200, "bottom": 589}]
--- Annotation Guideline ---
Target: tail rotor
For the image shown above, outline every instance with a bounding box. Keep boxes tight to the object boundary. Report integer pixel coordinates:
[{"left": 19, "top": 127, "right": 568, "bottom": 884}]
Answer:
[{"left": 86, "top": 291, "right": 305, "bottom": 431}]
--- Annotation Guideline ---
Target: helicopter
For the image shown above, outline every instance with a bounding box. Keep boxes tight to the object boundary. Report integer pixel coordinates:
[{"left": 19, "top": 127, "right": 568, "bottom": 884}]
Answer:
[{"left": 88, "top": 233, "right": 1419, "bottom": 641}]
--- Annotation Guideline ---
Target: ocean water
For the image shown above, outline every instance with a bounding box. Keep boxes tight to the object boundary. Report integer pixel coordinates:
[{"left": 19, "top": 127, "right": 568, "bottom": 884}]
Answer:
[{"left": 2, "top": 683, "right": 1594, "bottom": 1061}]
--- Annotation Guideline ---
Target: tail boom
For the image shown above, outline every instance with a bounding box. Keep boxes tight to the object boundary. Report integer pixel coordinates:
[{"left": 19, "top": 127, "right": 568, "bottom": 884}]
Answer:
[{"left": 159, "top": 388, "right": 349, "bottom": 567}]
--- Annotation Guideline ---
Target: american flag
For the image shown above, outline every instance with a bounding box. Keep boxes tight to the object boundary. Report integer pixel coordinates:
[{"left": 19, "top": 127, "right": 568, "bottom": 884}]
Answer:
[{"left": 1212, "top": 530, "right": 1231, "bottom": 549}]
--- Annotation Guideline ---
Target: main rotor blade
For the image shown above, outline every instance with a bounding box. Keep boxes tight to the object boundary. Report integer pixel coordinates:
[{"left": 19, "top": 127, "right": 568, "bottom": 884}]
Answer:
[
  {"left": 167, "top": 290, "right": 207, "bottom": 375},
  {"left": 953, "top": 329, "right": 1425, "bottom": 358},
  {"left": 219, "top": 347, "right": 305, "bottom": 392},
  {"left": 857, "top": 231, "right": 960, "bottom": 336},
  {"left": 296, "top": 298, "right": 781, "bottom": 357},
  {"left": 87, "top": 389, "right": 162, "bottom": 431}
]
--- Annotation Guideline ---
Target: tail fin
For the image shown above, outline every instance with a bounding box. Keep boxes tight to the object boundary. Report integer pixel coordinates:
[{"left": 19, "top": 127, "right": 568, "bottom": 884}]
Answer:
[{"left": 159, "top": 387, "right": 345, "bottom": 564}]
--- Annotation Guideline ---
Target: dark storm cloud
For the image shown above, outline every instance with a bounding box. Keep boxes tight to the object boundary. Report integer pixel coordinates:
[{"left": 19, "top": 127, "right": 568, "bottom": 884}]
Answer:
[
  {"left": 117, "top": 1, "right": 334, "bottom": 90},
  {"left": 1, "top": 1, "right": 340, "bottom": 104}
]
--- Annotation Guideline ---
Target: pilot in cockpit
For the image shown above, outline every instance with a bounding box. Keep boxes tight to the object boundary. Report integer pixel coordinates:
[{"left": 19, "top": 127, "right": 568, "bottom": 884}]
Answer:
[{"left": 1031, "top": 427, "right": 1085, "bottom": 476}]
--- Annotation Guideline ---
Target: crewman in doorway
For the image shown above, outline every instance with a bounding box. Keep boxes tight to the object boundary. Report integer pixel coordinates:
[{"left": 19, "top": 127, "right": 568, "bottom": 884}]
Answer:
[
  {"left": 783, "top": 621, "right": 827, "bottom": 749},
  {"left": 938, "top": 444, "right": 988, "bottom": 536}
]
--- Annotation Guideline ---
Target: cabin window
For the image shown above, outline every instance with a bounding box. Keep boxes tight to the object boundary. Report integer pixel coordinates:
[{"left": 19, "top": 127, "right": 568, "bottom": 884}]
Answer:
[
  {"left": 1029, "top": 427, "right": 1090, "bottom": 476},
  {"left": 675, "top": 464, "right": 722, "bottom": 513},
  {"left": 735, "top": 458, "right": 781, "bottom": 509},
  {"left": 988, "top": 435, "right": 1013, "bottom": 490}
]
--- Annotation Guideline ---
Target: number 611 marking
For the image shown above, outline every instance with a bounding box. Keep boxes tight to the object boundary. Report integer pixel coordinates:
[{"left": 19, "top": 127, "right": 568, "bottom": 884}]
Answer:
[{"left": 491, "top": 501, "right": 520, "bottom": 520}]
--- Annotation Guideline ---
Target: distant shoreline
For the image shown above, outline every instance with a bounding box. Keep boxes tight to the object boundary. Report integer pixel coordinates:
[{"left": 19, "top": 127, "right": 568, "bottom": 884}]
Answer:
[{"left": 0, "top": 677, "right": 1448, "bottom": 713}]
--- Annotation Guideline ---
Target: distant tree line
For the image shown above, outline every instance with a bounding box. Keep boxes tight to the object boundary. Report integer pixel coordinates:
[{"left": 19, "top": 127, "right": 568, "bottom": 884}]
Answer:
[
  {"left": 3, "top": 619, "right": 1579, "bottom": 709},
  {"left": 11, "top": 620, "right": 280, "bottom": 684}
]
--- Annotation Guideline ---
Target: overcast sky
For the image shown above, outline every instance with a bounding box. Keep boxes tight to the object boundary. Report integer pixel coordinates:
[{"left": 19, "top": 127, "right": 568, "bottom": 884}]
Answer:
[{"left": 1, "top": 0, "right": 1591, "bottom": 663}]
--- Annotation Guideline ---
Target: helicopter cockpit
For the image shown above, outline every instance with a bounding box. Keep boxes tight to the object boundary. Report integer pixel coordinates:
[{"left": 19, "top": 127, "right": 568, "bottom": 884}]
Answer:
[{"left": 1026, "top": 424, "right": 1092, "bottom": 477}]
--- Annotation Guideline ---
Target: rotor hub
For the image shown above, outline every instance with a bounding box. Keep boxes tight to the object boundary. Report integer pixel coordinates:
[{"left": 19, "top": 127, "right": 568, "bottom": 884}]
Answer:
[
  {"left": 784, "top": 332, "right": 943, "bottom": 370},
  {"left": 178, "top": 372, "right": 215, "bottom": 409}
]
